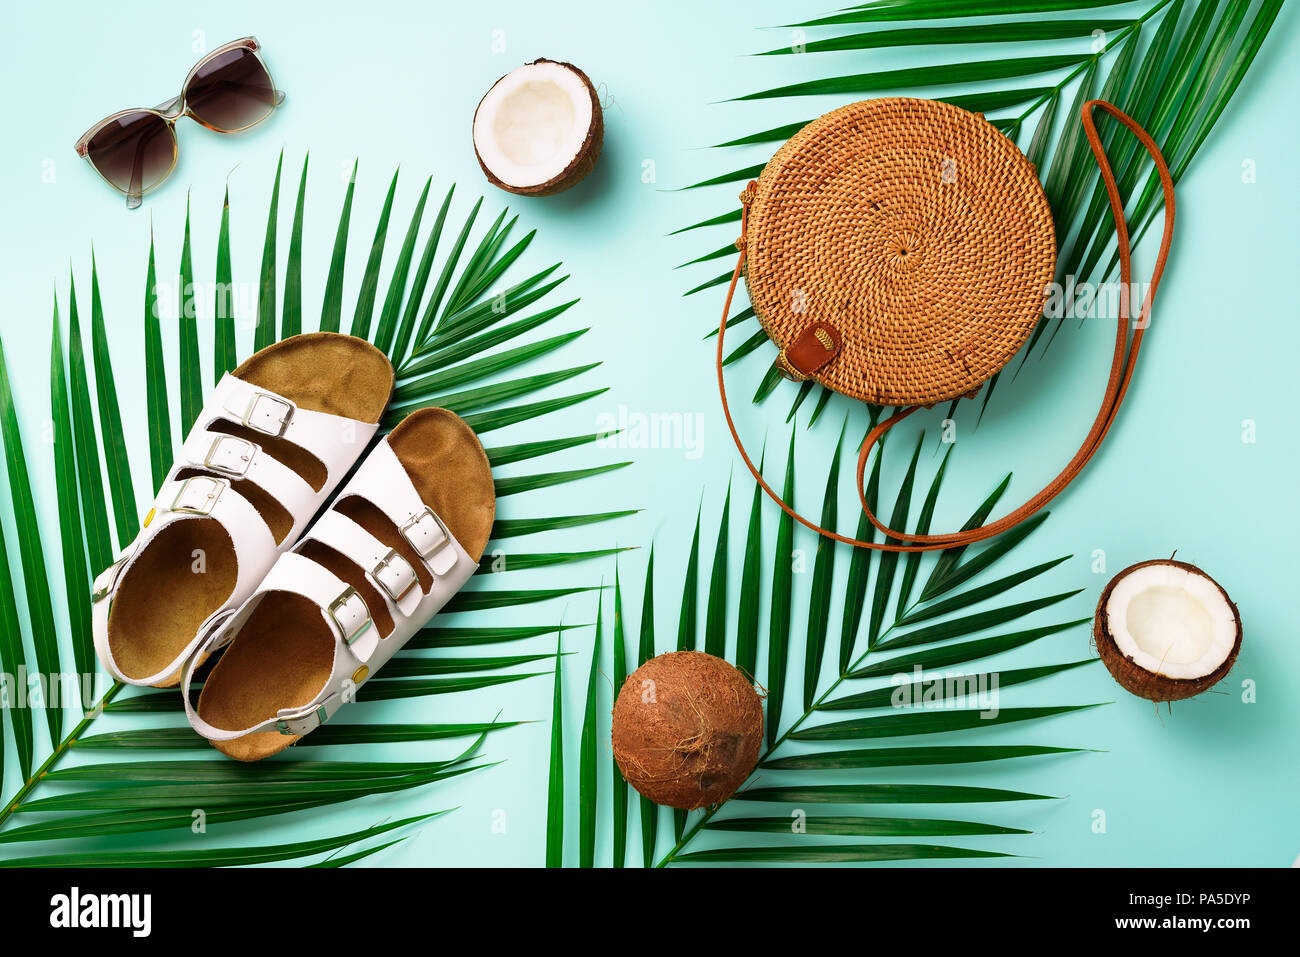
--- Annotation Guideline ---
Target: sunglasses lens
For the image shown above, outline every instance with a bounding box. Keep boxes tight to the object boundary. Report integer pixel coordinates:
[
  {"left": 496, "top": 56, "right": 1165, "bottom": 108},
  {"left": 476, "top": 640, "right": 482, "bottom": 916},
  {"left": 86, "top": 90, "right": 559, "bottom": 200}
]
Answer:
[
  {"left": 85, "top": 111, "right": 175, "bottom": 195},
  {"left": 185, "top": 47, "right": 277, "bottom": 132}
]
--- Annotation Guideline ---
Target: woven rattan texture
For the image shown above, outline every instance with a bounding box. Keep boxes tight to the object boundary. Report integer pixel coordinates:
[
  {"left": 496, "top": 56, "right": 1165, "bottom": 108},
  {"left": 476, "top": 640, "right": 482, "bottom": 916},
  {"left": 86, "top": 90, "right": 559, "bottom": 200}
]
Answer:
[{"left": 744, "top": 97, "right": 1057, "bottom": 406}]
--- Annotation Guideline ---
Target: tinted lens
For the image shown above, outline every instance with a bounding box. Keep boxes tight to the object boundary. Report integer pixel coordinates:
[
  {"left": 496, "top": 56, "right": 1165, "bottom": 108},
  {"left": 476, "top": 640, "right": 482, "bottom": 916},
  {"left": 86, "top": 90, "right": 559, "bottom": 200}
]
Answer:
[
  {"left": 185, "top": 48, "right": 276, "bottom": 132},
  {"left": 85, "top": 111, "right": 176, "bottom": 194}
]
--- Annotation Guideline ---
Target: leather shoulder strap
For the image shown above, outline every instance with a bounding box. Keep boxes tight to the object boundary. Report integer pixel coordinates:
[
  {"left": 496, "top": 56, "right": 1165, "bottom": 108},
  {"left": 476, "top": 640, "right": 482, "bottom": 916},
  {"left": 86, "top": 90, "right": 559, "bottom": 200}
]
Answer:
[{"left": 717, "top": 99, "right": 1176, "bottom": 552}]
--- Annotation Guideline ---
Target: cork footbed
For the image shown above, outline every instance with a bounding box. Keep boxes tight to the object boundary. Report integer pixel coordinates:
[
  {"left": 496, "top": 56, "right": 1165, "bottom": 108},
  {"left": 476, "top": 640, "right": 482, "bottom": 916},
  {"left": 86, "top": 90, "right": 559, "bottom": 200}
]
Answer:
[
  {"left": 197, "top": 408, "right": 495, "bottom": 762},
  {"left": 105, "top": 334, "right": 393, "bottom": 687}
]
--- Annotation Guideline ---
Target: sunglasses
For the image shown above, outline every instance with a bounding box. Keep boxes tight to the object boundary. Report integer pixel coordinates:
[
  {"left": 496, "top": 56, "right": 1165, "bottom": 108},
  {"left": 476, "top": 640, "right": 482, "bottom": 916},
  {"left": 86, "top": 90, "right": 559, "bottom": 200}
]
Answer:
[{"left": 75, "top": 37, "right": 284, "bottom": 209}]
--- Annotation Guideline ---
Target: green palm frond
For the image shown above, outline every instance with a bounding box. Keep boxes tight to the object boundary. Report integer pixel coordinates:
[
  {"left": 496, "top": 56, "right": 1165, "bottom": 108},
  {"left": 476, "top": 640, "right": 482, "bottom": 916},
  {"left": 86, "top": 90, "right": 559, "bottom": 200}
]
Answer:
[
  {"left": 678, "top": 0, "right": 1283, "bottom": 415},
  {"left": 0, "top": 152, "right": 633, "bottom": 865},
  {"left": 544, "top": 424, "right": 1103, "bottom": 866}
]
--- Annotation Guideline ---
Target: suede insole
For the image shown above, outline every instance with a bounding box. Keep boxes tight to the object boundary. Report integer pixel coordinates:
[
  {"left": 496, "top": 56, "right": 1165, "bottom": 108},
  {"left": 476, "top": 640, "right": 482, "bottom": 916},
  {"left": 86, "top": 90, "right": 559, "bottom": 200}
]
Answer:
[
  {"left": 232, "top": 332, "right": 393, "bottom": 422},
  {"left": 387, "top": 408, "right": 496, "bottom": 564},
  {"left": 106, "top": 333, "right": 393, "bottom": 687},
  {"left": 194, "top": 593, "right": 337, "bottom": 763},
  {"left": 197, "top": 407, "right": 495, "bottom": 761},
  {"left": 107, "top": 521, "right": 237, "bottom": 684}
]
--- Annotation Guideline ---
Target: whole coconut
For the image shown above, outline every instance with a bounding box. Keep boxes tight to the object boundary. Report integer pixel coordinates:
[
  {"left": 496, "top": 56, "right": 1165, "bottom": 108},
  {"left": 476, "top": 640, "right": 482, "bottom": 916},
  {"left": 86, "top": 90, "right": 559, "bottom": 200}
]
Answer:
[{"left": 611, "top": 650, "right": 763, "bottom": 809}]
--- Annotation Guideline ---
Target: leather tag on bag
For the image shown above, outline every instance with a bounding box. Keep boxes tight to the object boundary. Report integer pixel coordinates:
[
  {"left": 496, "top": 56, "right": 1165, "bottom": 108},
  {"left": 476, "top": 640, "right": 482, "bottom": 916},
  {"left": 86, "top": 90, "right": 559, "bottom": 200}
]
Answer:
[{"left": 776, "top": 321, "right": 842, "bottom": 381}]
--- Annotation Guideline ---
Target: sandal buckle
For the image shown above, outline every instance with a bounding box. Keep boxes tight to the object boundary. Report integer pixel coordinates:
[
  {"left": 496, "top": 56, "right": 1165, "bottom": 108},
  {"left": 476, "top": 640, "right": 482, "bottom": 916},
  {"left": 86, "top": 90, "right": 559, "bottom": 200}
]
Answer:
[
  {"left": 401, "top": 507, "right": 449, "bottom": 559},
  {"left": 372, "top": 548, "right": 417, "bottom": 603},
  {"left": 242, "top": 392, "right": 293, "bottom": 437},
  {"left": 328, "top": 586, "right": 371, "bottom": 646},
  {"left": 171, "top": 476, "right": 226, "bottom": 515},
  {"left": 275, "top": 705, "right": 328, "bottom": 736},
  {"left": 203, "top": 435, "right": 256, "bottom": 477},
  {"left": 91, "top": 556, "right": 128, "bottom": 603}
]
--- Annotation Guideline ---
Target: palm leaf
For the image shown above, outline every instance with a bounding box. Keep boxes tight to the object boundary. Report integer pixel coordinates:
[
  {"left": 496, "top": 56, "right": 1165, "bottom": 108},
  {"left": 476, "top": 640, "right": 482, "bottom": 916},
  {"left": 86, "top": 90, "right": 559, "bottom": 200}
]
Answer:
[
  {"left": 546, "top": 417, "right": 1101, "bottom": 866},
  {"left": 765, "top": 429, "right": 795, "bottom": 747},
  {"left": 610, "top": 564, "right": 630, "bottom": 867},
  {"left": 804, "top": 421, "right": 845, "bottom": 709},
  {"left": 253, "top": 152, "right": 283, "bottom": 351},
  {"left": 546, "top": 630, "right": 564, "bottom": 868},
  {"left": 0, "top": 814, "right": 440, "bottom": 868},
  {"left": 734, "top": 54, "right": 1091, "bottom": 102},
  {"left": 281, "top": 154, "right": 309, "bottom": 338},
  {"left": 143, "top": 234, "right": 171, "bottom": 487},
  {"left": 578, "top": 593, "right": 602, "bottom": 868},
  {"left": 676, "top": 502, "right": 702, "bottom": 652},
  {"left": 704, "top": 481, "right": 731, "bottom": 658},
  {"left": 0, "top": 340, "right": 61, "bottom": 744},
  {"left": 89, "top": 256, "right": 137, "bottom": 545},
  {"left": 761, "top": 744, "right": 1085, "bottom": 771},
  {"left": 735, "top": 460, "right": 764, "bottom": 678},
  {"left": 177, "top": 199, "right": 203, "bottom": 431},
  {"left": 50, "top": 308, "right": 93, "bottom": 681},
  {"left": 637, "top": 547, "right": 658, "bottom": 867},
  {"left": 373, "top": 176, "right": 431, "bottom": 355},
  {"left": 672, "top": 844, "right": 1011, "bottom": 864},
  {"left": 66, "top": 277, "right": 112, "bottom": 572},
  {"left": 213, "top": 186, "right": 237, "bottom": 380},
  {"left": 320, "top": 161, "right": 358, "bottom": 333},
  {"left": 0, "top": 154, "right": 634, "bottom": 866}
]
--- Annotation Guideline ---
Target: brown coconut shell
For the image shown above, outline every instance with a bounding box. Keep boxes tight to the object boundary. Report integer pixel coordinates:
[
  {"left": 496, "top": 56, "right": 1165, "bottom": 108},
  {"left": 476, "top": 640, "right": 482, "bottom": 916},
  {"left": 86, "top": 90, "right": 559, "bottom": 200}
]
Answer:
[
  {"left": 1093, "top": 558, "right": 1242, "bottom": 702},
  {"left": 473, "top": 58, "right": 603, "bottom": 197},
  {"left": 611, "top": 651, "right": 763, "bottom": 809}
]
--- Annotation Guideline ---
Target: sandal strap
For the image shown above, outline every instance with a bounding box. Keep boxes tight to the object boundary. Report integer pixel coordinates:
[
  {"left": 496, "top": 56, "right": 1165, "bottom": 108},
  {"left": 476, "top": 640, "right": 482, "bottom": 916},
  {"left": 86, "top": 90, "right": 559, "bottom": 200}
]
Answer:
[
  {"left": 212, "top": 374, "right": 377, "bottom": 480},
  {"left": 178, "top": 429, "right": 317, "bottom": 522},
  {"left": 256, "top": 551, "right": 381, "bottom": 660},
  {"left": 339, "top": 441, "right": 460, "bottom": 576},
  {"left": 306, "top": 511, "right": 424, "bottom": 618}
]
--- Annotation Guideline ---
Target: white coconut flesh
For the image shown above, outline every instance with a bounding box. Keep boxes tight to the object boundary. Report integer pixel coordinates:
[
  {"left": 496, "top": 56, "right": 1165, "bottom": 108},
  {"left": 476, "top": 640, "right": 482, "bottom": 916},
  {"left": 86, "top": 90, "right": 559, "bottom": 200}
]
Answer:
[
  {"left": 474, "top": 62, "right": 593, "bottom": 189},
  {"left": 1104, "top": 564, "right": 1237, "bottom": 679}
]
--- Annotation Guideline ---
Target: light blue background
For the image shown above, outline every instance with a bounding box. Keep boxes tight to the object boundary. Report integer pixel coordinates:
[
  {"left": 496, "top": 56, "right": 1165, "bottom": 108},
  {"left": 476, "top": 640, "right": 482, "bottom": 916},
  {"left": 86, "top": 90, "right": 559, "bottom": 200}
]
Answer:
[{"left": 0, "top": 0, "right": 1296, "bottom": 866}]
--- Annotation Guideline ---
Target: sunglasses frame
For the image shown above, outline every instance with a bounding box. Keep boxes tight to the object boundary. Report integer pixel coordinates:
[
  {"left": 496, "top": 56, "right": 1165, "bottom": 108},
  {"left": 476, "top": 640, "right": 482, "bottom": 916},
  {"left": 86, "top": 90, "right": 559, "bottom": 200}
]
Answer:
[{"left": 74, "top": 36, "right": 285, "bottom": 208}]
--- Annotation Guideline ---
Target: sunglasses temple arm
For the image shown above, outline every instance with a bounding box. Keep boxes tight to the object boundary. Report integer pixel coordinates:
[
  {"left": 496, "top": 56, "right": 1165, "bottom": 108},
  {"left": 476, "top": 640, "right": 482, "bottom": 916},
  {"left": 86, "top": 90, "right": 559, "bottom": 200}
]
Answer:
[{"left": 125, "top": 136, "right": 150, "bottom": 210}]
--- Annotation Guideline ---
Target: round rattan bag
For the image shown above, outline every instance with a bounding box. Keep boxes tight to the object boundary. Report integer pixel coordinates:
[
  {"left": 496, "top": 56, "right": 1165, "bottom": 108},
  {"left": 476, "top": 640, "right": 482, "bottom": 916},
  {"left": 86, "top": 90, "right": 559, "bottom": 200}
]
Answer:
[
  {"left": 744, "top": 97, "right": 1055, "bottom": 406},
  {"left": 717, "top": 97, "right": 1178, "bottom": 552}
]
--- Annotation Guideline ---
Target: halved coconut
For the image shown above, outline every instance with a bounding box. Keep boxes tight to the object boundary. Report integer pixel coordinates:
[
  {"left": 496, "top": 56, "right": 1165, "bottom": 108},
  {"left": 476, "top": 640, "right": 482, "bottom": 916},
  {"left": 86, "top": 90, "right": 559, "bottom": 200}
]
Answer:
[
  {"left": 473, "top": 59, "right": 603, "bottom": 196},
  {"left": 1094, "top": 559, "right": 1242, "bottom": 701}
]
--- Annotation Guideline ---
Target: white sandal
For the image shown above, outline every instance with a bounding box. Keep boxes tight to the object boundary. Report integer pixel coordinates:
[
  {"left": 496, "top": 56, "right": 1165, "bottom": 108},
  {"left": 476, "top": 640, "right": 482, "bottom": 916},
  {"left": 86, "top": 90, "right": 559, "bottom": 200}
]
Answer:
[
  {"left": 92, "top": 333, "right": 394, "bottom": 687},
  {"left": 182, "top": 407, "right": 496, "bottom": 761}
]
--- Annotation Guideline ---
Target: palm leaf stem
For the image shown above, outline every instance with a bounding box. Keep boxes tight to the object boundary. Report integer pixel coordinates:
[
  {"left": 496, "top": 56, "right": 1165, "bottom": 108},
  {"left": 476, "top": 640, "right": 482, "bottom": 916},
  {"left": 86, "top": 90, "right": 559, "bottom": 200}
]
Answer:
[
  {"left": 1005, "top": 0, "right": 1173, "bottom": 133},
  {"left": 655, "top": 579, "right": 1086, "bottom": 866},
  {"left": 0, "top": 681, "right": 123, "bottom": 829}
]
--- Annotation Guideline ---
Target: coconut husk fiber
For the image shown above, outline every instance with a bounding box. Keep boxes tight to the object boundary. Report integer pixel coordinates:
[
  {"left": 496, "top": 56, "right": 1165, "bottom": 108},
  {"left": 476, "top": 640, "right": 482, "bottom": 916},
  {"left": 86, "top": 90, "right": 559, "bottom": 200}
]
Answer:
[{"left": 611, "top": 650, "right": 763, "bottom": 809}]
